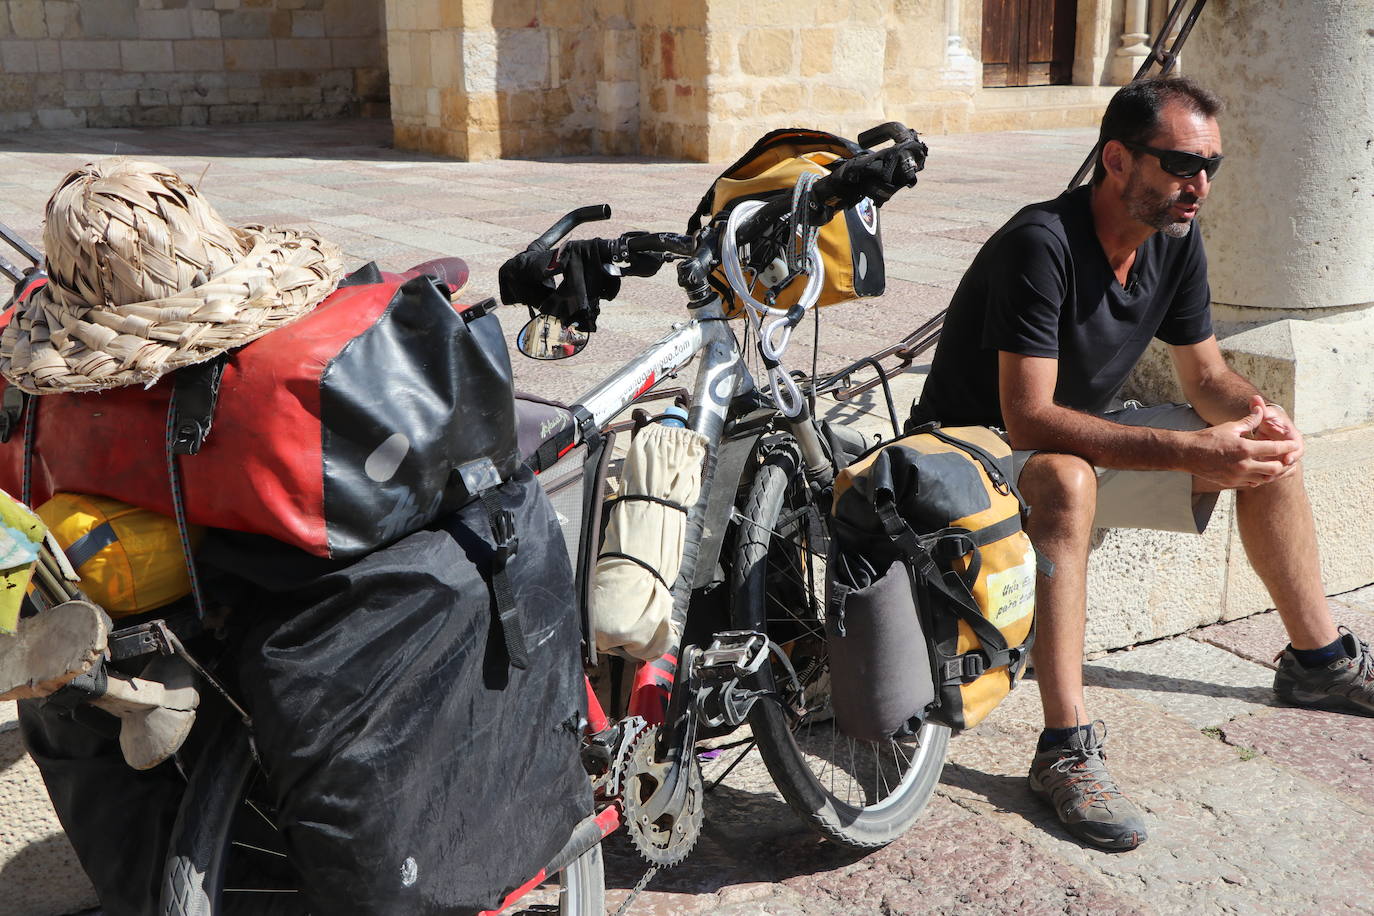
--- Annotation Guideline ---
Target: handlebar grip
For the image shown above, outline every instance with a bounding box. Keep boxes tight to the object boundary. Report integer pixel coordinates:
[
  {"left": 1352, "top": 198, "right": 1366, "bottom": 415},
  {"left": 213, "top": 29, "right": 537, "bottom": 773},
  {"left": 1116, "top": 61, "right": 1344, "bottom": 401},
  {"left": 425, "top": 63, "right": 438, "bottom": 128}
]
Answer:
[
  {"left": 856, "top": 121, "right": 912, "bottom": 150},
  {"left": 527, "top": 204, "right": 612, "bottom": 253}
]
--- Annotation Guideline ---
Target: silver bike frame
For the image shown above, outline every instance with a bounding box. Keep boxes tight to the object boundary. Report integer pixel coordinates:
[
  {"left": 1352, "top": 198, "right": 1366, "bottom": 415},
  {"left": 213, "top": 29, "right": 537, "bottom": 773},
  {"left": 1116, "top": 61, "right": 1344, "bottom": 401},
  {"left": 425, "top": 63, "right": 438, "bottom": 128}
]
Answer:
[
  {"left": 568, "top": 295, "right": 827, "bottom": 473},
  {"left": 572, "top": 299, "right": 743, "bottom": 444},
  {"left": 567, "top": 289, "right": 831, "bottom": 657}
]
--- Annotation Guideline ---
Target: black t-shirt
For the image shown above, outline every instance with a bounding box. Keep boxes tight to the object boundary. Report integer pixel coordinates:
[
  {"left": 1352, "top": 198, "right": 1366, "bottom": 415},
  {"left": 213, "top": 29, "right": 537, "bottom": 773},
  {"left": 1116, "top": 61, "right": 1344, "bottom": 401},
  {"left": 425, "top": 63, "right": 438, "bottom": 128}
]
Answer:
[{"left": 915, "top": 185, "right": 1213, "bottom": 428}]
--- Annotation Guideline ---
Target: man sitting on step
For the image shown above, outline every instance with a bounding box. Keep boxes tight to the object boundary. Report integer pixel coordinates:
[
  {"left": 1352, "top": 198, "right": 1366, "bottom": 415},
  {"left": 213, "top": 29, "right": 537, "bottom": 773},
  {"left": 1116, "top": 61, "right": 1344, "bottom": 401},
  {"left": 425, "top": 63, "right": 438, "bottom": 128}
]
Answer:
[{"left": 910, "top": 76, "right": 1374, "bottom": 852}]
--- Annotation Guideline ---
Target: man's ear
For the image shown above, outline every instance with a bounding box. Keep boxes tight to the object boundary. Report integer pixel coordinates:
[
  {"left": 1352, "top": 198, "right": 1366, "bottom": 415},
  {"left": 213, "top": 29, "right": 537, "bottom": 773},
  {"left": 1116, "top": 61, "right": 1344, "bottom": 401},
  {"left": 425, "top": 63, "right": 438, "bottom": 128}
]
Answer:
[{"left": 1101, "top": 139, "right": 1131, "bottom": 182}]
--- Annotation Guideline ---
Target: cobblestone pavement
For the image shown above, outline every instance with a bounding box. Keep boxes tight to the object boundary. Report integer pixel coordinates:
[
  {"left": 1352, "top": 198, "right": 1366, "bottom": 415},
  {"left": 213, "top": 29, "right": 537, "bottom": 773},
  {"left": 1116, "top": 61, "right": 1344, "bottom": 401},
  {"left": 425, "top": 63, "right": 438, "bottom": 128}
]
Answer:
[{"left": 3, "top": 120, "right": 1372, "bottom": 916}]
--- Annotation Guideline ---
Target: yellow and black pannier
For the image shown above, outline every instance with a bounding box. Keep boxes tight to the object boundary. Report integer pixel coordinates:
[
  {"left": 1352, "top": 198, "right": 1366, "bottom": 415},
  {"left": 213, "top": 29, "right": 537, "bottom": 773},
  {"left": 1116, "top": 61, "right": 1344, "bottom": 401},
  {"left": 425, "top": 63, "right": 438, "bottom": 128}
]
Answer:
[
  {"left": 687, "top": 127, "right": 887, "bottom": 314},
  {"left": 828, "top": 424, "right": 1045, "bottom": 735}
]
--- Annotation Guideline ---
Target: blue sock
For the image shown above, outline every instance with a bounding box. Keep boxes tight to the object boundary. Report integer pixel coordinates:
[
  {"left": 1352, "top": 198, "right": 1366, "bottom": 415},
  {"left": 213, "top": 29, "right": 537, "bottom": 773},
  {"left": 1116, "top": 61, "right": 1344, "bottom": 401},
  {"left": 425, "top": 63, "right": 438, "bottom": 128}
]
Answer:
[
  {"left": 1038, "top": 724, "right": 1092, "bottom": 752},
  {"left": 1290, "top": 636, "right": 1349, "bottom": 669}
]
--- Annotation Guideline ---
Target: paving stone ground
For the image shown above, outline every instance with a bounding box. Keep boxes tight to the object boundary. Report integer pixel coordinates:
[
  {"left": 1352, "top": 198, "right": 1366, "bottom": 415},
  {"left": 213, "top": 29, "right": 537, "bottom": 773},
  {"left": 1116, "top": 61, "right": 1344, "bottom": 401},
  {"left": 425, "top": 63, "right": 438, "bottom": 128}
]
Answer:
[{"left": 1, "top": 121, "right": 1372, "bottom": 916}]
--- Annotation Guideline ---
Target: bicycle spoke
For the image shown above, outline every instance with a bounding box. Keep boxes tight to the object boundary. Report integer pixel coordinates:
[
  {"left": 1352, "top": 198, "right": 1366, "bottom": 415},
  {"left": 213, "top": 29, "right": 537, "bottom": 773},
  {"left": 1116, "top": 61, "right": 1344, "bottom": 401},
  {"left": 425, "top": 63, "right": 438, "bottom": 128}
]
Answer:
[{"left": 231, "top": 841, "right": 289, "bottom": 859}]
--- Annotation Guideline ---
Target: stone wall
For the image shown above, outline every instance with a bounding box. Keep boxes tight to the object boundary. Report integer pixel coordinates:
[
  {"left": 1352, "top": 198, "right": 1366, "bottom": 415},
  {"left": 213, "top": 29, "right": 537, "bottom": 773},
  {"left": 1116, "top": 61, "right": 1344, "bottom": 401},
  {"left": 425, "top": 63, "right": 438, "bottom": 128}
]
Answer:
[
  {"left": 0, "top": 0, "right": 387, "bottom": 131},
  {"left": 385, "top": 0, "right": 708, "bottom": 160},
  {"left": 386, "top": 0, "right": 1140, "bottom": 162},
  {"left": 386, "top": 0, "right": 954, "bottom": 161}
]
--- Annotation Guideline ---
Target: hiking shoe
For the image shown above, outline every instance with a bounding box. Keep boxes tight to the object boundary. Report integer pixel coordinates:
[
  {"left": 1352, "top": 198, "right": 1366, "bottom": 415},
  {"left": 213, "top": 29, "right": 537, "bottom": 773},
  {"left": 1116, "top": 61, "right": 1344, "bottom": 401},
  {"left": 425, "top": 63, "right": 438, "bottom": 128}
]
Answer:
[
  {"left": 1273, "top": 627, "right": 1374, "bottom": 716},
  {"left": 1027, "top": 722, "right": 1148, "bottom": 851}
]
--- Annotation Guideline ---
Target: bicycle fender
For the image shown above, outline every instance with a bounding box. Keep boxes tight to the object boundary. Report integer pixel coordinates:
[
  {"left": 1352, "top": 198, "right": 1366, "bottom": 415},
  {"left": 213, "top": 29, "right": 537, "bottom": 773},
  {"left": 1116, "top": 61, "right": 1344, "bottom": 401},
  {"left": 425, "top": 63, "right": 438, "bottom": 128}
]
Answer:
[{"left": 691, "top": 427, "right": 765, "bottom": 589}]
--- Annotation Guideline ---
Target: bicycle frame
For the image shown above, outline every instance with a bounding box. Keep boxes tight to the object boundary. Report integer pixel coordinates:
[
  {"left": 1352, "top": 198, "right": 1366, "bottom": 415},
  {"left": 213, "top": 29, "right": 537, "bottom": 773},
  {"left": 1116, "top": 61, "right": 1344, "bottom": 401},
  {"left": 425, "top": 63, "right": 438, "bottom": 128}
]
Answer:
[{"left": 481, "top": 279, "right": 841, "bottom": 913}]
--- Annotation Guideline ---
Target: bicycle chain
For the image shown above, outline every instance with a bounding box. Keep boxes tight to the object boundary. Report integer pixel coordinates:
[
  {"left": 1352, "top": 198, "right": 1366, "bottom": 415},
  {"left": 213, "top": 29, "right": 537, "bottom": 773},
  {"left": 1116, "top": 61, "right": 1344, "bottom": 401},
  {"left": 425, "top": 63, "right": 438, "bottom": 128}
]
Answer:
[{"left": 611, "top": 861, "right": 660, "bottom": 916}]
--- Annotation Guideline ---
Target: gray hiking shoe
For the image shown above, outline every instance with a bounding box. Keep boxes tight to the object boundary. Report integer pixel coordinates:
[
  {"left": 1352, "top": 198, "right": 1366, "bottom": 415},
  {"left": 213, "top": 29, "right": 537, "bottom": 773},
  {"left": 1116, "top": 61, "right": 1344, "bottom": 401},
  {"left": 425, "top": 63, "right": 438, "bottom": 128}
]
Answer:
[
  {"left": 1028, "top": 722, "right": 1148, "bottom": 851},
  {"left": 1273, "top": 628, "right": 1374, "bottom": 716}
]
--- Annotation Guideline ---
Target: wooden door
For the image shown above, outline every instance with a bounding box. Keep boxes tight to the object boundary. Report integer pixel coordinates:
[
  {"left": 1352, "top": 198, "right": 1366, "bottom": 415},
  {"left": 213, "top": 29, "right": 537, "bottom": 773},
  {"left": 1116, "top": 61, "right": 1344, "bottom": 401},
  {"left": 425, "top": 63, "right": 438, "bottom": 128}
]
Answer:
[{"left": 982, "top": 0, "right": 1076, "bottom": 87}]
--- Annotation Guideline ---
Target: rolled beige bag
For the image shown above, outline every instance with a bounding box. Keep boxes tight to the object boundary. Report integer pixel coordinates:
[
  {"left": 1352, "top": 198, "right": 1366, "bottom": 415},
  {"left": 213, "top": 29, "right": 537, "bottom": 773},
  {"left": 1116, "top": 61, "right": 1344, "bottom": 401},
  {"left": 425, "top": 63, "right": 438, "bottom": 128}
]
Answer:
[{"left": 591, "top": 423, "right": 707, "bottom": 660}]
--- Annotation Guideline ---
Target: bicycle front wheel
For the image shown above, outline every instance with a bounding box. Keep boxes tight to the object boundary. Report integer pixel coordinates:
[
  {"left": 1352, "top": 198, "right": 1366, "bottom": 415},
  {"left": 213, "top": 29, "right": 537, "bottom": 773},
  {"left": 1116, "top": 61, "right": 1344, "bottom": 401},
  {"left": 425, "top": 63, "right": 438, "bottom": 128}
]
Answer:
[
  {"left": 731, "top": 439, "right": 950, "bottom": 849},
  {"left": 160, "top": 722, "right": 605, "bottom": 916}
]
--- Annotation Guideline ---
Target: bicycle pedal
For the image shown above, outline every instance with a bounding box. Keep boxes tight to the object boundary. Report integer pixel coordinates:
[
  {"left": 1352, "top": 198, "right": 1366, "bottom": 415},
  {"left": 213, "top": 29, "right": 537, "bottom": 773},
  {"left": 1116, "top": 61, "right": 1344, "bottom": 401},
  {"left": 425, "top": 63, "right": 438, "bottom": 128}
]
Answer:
[{"left": 694, "top": 630, "right": 767, "bottom": 678}]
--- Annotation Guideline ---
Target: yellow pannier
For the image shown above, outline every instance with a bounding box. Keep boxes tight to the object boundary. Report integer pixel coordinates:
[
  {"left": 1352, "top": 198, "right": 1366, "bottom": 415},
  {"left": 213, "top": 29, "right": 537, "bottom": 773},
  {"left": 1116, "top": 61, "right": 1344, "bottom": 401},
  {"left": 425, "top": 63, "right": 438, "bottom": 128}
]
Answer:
[
  {"left": 688, "top": 127, "right": 886, "bottom": 315},
  {"left": 829, "top": 425, "right": 1042, "bottom": 734}
]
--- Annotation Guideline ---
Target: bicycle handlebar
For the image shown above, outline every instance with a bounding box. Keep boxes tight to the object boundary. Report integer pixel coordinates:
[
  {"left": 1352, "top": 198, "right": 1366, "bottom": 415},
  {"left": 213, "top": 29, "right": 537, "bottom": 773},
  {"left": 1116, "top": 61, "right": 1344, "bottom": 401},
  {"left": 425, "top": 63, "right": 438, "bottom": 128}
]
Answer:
[
  {"left": 504, "top": 122, "right": 927, "bottom": 313},
  {"left": 729, "top": 127, "right": 927, "bottom": 250},
  {"left": 526, "top": 204, "right": 612, "bottom": 253}
]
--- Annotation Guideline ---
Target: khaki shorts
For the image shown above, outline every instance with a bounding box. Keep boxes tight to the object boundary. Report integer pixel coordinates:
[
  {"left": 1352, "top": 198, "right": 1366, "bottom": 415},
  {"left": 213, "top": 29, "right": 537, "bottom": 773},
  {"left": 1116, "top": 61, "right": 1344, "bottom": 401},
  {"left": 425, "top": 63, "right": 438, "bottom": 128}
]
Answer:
[{"left": 1008, "top": 402, "right": 1220, "bottom": 535}]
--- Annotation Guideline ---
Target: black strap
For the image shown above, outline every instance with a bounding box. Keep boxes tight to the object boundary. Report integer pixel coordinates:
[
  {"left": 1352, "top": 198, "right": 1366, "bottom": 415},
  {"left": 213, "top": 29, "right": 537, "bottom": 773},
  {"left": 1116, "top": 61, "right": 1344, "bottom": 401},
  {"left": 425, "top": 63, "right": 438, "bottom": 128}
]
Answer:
[
  {"left": 570, "top": 404, "right": 602, "bottom": 454},
  {"left": 692, "top": 428, "right": 763, "bottom": 589},
  {"left": 479, "top": 488, "right": 529, "bottom": 670},
  {"left": 611, "top": 494, "right": 688, "bottom": 513},
  {"left": 65, "top": 521, "right": 117, "bottom": 569},
  {"left": 170, "top": 354, "right": 229, "bottom": 456},
  {"left": 827, "top": 581, "right": 850, "bottom": 637},
  {"left": 20, "top": 390, "right": 36, "bottom": 506},
  {"left": 529, "top": 426, "right": 576, "bottom": 474},
  {"left": 45, "top": 661, "right": 109, "bottom": 712},
  {"left": 874, "top": 499, "right": 1011, "bottom": 662},
  {"left": 597, "top": 550, "right": 669, "bottom": 589},
  {"left": 165, "top": 388, "right": 207, "bottom": 620}
]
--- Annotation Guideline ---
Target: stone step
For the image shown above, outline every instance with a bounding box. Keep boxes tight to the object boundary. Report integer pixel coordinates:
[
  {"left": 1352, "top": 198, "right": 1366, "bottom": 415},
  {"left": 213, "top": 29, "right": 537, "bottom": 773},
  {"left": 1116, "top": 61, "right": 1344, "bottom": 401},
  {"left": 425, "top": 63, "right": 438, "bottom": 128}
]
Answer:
[{"left": 969, "top": 85, "right": 1118, "bottom": 132}]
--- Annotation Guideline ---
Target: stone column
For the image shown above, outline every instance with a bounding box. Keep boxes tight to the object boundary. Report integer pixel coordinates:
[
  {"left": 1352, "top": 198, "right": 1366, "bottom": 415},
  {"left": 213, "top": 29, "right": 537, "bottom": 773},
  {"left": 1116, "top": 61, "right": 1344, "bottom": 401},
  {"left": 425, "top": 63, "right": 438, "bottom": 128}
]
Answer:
[
  {"left": 940, "top": 0, "right": 979, "bottom": 88},
  {"left": 1111, "top": 0, "right": 1151, "bottom": 83},
  {"left": 1189, "top": 0, "right": 1374, "bottom": 606},
  {"left": 1189, "top": 0, "right": 1374, "bottom": 435}
]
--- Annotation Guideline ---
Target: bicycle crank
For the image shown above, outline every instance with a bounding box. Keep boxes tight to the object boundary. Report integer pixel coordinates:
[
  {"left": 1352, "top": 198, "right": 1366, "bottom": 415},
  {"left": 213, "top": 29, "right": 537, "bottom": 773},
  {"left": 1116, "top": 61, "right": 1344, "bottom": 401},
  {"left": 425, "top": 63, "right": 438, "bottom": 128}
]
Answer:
[{"left": 620, "top": 725, "right": 703, "bottom": 866}]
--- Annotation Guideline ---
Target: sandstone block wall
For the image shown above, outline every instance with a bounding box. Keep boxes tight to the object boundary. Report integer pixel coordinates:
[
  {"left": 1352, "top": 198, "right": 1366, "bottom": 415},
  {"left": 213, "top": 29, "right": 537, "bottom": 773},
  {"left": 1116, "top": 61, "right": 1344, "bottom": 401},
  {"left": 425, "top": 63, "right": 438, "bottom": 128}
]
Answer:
[
  {"left": 385, "top": 0, "right": 1138, "bottom": 162},
  {"left": 0, "top": 0, "right": 387, "bottom": 131},
  {"left": 386, "top": 0, "right": 708, "bottom": 161}
]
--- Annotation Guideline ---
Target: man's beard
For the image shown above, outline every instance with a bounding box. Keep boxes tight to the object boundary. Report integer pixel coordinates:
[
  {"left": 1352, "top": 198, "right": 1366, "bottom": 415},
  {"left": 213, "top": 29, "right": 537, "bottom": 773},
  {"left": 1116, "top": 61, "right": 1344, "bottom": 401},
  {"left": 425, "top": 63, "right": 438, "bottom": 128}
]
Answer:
[{"left": 1124, "top": 170, "right": 1198, "bottom": 238}]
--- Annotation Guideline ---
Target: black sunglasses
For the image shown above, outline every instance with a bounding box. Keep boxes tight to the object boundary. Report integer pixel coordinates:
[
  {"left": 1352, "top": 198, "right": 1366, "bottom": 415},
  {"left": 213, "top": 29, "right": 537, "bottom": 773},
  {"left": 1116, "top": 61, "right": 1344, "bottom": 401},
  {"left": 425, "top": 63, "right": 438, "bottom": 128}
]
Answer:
[{"left": 1119, "top": 140, "right": 1223, "bottom": 180}]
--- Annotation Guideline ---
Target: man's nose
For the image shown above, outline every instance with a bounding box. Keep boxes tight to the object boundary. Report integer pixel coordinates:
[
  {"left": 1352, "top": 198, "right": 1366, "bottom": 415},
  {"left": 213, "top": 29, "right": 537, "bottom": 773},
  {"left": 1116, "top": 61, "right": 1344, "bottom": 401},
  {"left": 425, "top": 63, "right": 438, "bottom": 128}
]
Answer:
[{"left": 1186, "top": 169, "right": 1210, "bottom": 198}]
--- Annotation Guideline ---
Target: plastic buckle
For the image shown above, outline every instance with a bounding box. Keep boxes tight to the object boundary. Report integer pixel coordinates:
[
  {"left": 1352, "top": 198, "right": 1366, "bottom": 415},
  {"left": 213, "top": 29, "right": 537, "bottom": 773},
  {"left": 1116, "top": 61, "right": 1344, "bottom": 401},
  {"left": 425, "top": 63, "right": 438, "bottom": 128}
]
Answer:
[
  {"left": 491, "top": 507, "right": 519, "bottom": 566},
  {"left": 0, "top": 387, "right": 25, "bottom": 444},
  {"left": 945, "top": 653, "right": 987, "bottom": 684},
  {"left": 107, "top": 619, "right": 178, "bottom": 662}
]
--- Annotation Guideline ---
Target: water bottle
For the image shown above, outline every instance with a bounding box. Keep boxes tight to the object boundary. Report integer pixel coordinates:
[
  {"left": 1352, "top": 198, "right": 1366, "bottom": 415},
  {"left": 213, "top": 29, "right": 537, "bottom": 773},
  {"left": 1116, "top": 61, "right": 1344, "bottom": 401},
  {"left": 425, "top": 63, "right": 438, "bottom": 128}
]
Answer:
[{"left": 659, "top": 404, "right": 688, "bottom": 429}]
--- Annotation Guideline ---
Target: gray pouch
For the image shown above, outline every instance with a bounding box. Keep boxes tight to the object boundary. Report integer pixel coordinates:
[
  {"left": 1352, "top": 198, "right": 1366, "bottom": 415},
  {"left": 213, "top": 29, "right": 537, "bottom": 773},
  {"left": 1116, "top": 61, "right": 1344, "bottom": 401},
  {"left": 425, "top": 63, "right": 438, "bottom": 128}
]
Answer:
[{"left": 826, "top": 556, "right": 935, "bottom": 741}]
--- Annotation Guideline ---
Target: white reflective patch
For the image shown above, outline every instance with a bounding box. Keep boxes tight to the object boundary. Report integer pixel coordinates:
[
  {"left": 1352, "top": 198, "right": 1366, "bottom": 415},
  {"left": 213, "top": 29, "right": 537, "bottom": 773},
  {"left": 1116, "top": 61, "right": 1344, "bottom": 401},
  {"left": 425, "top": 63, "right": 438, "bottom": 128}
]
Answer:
[
  {"left": 855, "top": 196, "right": 879, "bottom": 234},
  {"left": 857, "top": 250, "right": 868, "bottom": 280},
  {"left": 400, "top": 856, "right": 419, "bottom": 887},
  {"left": 365, "top": 433, "right": 411, "bottom": 482}
]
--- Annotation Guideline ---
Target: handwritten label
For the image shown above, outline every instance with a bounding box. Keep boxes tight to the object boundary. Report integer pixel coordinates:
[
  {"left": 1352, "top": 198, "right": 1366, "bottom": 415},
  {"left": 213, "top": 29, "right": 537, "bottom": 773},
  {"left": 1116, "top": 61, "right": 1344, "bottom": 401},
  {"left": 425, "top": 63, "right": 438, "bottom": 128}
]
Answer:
[{"left": 985, "top": 547, "right": 1036, "bottom": 629}]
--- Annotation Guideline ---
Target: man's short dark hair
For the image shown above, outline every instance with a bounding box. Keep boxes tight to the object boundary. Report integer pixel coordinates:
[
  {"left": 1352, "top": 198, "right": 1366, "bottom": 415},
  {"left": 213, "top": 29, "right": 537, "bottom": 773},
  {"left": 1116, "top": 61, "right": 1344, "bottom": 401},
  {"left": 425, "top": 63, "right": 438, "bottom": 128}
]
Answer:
[{"left": 1092, "top": 77, "right": 1224, "bottom": 184}]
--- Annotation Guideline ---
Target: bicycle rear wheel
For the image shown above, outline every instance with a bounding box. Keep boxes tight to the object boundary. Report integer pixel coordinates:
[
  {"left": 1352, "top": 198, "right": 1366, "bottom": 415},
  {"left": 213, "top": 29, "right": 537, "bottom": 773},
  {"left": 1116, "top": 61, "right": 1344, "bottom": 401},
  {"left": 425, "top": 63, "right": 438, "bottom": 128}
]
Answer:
[
  {"left": 160, "top": 722, "right": 604, "bottom": 916},
  {"left": 731, "top": 438, "right": 950, "bottom": 849}
]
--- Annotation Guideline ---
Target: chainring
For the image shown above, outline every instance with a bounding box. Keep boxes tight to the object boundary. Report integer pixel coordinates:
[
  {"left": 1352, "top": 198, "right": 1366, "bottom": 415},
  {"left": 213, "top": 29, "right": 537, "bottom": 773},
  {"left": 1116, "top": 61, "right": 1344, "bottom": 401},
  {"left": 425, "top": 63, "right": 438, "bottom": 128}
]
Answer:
[{"left": 619, "top": 725, "right": 704, "bottom": 866}]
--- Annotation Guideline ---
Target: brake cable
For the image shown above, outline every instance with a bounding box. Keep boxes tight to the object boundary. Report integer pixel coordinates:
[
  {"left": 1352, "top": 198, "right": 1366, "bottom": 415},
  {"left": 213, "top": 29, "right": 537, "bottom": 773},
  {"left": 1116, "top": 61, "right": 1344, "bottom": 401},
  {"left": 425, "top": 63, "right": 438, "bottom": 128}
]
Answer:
[{"left": 719, "top": 198, "right": 824, "bottom": 418}]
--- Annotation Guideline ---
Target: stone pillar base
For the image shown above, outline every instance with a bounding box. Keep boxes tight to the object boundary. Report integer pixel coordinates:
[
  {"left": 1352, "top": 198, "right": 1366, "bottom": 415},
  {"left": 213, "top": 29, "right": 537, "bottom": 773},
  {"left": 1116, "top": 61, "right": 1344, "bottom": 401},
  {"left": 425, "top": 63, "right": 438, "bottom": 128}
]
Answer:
[
  {"left": 1116, "top": 308, "right": 1374, "bottom": 645},
  {"left": 1083, "top": 421, "right": 1374, "bottom": 654}
]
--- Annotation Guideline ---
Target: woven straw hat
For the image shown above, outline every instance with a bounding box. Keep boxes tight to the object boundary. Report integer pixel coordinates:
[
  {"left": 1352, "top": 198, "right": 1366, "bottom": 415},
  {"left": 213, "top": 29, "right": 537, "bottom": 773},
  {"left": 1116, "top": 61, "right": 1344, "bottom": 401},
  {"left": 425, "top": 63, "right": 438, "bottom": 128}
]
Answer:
[{"left": 0, "top": 157, "right": 344, "bottom": 394}]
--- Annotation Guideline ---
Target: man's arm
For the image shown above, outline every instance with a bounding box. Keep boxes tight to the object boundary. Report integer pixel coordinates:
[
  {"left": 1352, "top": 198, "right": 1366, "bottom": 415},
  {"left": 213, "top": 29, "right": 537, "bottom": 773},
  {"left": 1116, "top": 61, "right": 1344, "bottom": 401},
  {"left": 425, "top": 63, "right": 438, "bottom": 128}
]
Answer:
[
  {"left": 999, "top": 350, "right": 1298, "bottom": 488},
  {"left": 1169, "top": 335, "right": 1304, "bottom": 473}
]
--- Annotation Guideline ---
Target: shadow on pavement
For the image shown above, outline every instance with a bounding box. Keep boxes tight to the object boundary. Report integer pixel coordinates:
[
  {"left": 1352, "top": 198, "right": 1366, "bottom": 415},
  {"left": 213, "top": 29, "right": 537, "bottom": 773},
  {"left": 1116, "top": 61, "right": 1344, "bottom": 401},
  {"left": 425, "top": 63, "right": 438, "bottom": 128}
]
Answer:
[
  {"left": 602, "top": 779, "right": 873, "bottom": 893},
  {"left": 1082, "top": 663, "right": 1279, "bottom": 704}
]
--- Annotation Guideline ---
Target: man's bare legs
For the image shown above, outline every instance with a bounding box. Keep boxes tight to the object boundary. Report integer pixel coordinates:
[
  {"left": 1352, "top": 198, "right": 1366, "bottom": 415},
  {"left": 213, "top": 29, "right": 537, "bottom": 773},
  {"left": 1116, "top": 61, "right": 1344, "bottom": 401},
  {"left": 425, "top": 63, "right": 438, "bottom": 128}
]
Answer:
[
  {"left": 1018, "top": 451, "right": 1147, "bottom": 850},
  {"left": 1195, "top": 465, "right": 1336, "bottom": 650},
  {"left": 1018, "top": 452, "right": 1098, "bottom": 729}
]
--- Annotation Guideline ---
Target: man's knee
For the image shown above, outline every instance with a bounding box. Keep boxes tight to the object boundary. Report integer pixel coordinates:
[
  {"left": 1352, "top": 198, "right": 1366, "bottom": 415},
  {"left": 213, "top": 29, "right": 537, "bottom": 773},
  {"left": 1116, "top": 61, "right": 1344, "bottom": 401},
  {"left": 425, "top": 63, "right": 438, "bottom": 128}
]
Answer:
[{"left": 1020, "top": 452, "right": 1097, "bottom": 521}]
